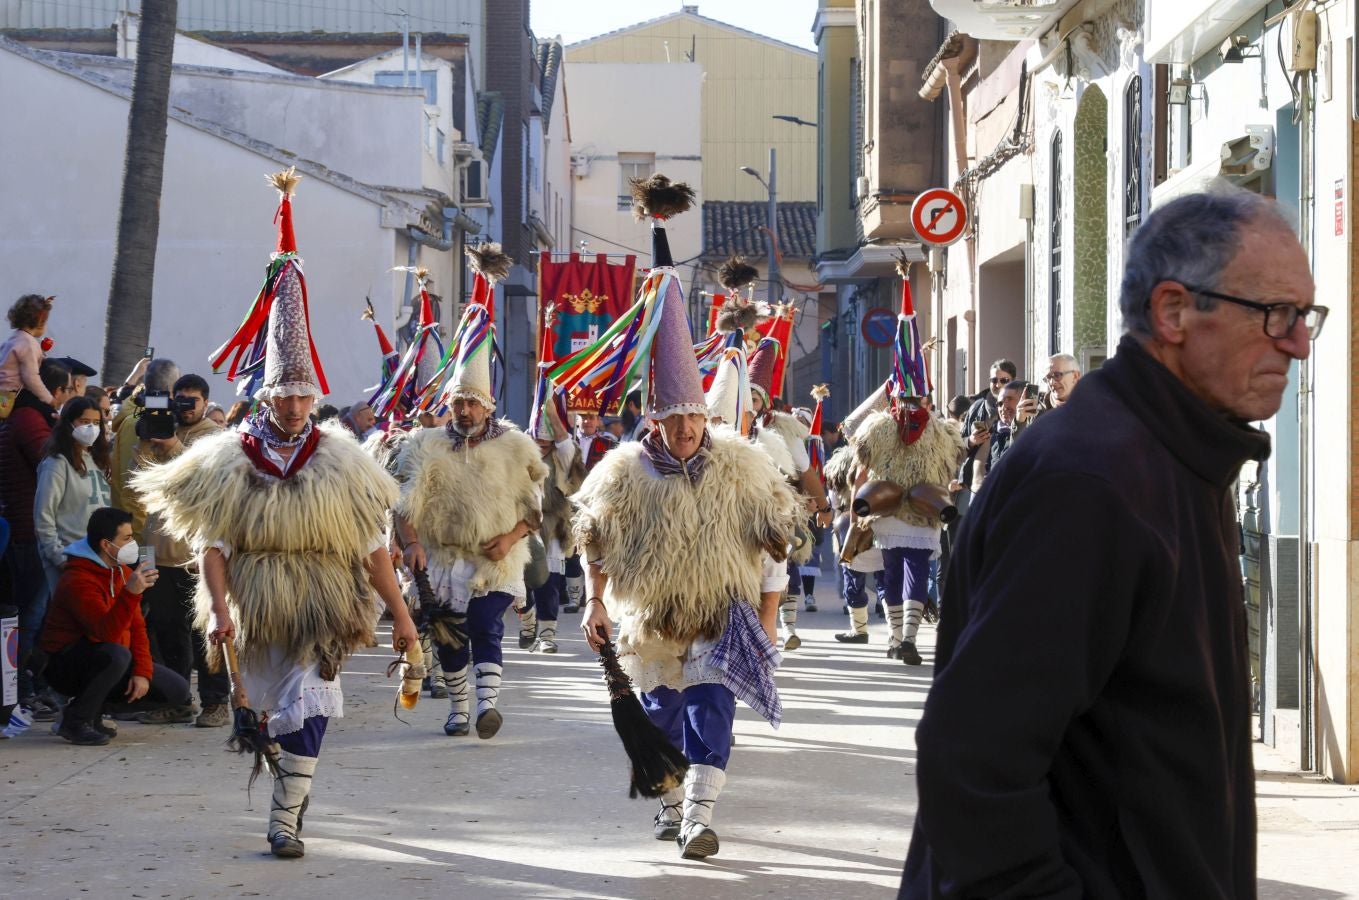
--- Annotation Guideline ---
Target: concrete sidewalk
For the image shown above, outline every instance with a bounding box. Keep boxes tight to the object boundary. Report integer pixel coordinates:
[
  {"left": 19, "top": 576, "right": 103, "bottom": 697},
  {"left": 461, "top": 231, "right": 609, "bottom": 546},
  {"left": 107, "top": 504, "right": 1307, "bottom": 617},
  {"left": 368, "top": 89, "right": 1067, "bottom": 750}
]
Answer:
[{"left": 3, "top": 612, "right": 1356, "bottom": 898}]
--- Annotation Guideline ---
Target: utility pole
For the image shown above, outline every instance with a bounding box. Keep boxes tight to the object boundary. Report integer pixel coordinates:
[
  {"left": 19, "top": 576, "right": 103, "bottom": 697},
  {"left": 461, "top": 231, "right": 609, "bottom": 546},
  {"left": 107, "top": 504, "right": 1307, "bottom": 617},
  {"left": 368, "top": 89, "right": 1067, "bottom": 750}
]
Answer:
[{"left": 767, "top": 147, "right": 780, "bottom": 304}]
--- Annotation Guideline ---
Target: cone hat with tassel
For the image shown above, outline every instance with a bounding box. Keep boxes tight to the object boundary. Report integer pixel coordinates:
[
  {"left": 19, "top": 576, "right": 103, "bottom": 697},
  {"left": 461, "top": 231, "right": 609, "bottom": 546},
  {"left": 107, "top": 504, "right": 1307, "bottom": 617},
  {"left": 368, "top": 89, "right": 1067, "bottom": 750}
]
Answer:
[
  {"left": 433, "top": 243, "right": 511, "bottom": 410},
  {"left": 549, "top": 174, "right": 704, "bottom": 420},
  {"left": 889, "top": 253, "right": 931, "bottom": 400},
  {"left": 211, "top": 167, "right": 329, "bottom": 400},
  {"left": 806, "top": 384, "right": 829, "bottom": 483}
]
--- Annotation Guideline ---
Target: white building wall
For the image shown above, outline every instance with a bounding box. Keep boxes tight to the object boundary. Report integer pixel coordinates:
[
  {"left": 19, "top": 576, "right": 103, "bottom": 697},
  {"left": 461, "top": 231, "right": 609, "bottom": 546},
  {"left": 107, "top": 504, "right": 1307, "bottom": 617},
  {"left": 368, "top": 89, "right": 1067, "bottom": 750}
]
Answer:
[
  {"left": 0, "top": 47, "right": 405, "bottom": 407},
  {"left": 568, "top": 62, "right": 703, "bottom": 276},
  {"left": 543, "top": 66, "right": 573, "bottom": 252}
]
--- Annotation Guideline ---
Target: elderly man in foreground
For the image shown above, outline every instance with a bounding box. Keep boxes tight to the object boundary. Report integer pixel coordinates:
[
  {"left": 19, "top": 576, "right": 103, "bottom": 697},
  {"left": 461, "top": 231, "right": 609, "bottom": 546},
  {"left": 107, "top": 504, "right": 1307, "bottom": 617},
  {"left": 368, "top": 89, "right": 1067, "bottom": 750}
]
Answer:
[{"left": 902, "top": 185, "right": 1324, "bottom": 897}]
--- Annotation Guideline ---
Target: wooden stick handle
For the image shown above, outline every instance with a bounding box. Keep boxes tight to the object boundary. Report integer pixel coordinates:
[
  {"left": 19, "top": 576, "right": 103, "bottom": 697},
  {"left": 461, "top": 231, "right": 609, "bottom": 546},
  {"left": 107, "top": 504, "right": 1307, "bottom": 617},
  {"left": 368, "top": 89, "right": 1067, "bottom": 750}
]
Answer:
[{"left": 222, "top": 640, "right": 250, "bottom": 711}]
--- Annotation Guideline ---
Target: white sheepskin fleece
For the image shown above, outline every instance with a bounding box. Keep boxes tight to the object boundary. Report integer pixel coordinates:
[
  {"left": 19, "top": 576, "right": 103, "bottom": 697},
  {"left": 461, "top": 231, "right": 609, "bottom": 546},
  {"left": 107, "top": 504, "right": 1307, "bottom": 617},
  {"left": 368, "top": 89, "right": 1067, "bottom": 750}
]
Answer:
[
  {"left": 394, "top": 421, "right": 548, "bottom": 594},
  {"left": 852, "top": 411, "right": 964, "bottom": 527},
  {"left": 571, "top": 430, "right": 799, "bottom": 647},
  {"left": 131, "top": 423, "right": 398, "bottom": 673}
]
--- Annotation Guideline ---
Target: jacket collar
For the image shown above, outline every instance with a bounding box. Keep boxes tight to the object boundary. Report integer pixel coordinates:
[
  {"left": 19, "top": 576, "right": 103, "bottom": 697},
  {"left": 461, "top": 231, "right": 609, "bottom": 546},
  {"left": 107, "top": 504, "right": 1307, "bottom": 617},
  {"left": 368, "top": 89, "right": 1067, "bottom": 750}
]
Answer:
[{"left": 1101, "top": 335, "right": 1272, "bottom": 488}]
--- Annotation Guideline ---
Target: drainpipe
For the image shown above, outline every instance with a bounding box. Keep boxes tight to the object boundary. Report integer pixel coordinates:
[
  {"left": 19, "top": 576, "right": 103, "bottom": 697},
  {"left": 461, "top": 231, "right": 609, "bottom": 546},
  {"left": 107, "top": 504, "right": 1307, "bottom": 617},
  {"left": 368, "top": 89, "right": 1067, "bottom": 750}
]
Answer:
[
  {"left": 1296, "top": 72, "right": 1316, "bottom": 773},
  {"left": 942, "top": 58, "right": 979, "bottom": 391}
]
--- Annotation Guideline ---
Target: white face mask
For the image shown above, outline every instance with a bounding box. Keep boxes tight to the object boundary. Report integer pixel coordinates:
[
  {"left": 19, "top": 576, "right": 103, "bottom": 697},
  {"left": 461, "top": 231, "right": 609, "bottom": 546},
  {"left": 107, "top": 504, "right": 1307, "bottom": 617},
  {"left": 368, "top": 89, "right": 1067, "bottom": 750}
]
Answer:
[
  {"left": 113, "top": 539, "right": 139, "bottom": 567},
  {"left": 72, "top": 423, "right": 100, "bottom": 447}
]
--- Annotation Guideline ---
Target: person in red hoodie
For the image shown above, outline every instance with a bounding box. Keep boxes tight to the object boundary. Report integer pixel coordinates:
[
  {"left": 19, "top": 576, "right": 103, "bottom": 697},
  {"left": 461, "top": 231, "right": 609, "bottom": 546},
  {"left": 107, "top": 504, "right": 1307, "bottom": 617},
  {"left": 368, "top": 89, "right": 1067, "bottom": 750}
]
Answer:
[{"left": 39, "top": 507, "right": 189, "bottom": 746}]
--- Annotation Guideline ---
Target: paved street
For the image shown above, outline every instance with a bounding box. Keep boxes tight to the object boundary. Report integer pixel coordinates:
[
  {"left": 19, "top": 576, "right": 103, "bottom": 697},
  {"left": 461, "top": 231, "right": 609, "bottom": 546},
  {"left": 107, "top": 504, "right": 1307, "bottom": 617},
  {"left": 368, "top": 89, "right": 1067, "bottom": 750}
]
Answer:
[{"left": 4, "top": 611, "right": 1357, "bottom": 899}]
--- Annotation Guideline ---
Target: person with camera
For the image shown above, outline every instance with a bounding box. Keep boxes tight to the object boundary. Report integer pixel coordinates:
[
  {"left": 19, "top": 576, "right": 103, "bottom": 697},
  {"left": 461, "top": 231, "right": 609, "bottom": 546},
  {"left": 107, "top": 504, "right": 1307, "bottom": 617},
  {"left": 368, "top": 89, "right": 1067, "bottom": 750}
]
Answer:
[
  {"left": 1016, "top": 353, "right": 1083, "bottom": 430},
  {"left": 39, "top": 507, "right": 190, "bottom": 746},
  {"left": 0, "top": 358, "right": 74, "bottom": 719},
  {"left": 34, "top": 396, "right": 112, "bottom": 593},
  {"left": 127, "top": 373, "right": 226, "bottom": 726},
  {"left": 109, "top": 357, "right": 179, "bottom": 539}
]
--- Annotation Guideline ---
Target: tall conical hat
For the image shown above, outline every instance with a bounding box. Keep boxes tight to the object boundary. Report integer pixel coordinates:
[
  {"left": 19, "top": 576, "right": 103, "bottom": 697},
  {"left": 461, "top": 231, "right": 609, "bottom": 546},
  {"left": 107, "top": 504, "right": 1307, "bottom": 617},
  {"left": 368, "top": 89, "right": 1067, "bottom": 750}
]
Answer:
[
  {"left": 361, "top": 297, "right": 399, "bottom": 394},
  {"left": 210, "top": 168, "right": 328, "bottom": 399},
  {"left": 705, "top": 330, "right": 751, "bottom": 428},
  {"left": 549, "top": 174, "right": 701, "bottom": 420},
  {"left": 806, "top": 384, "right": 829, "bottom": 482},
  {"left": 437, "top": 243, "right": 510, "bottom": 410},
  {"left": 890, "top": 254, "right": 931, "bottom": 399},
  {"left": 748, "top": 333, "right": 782, "bottom": 405}
]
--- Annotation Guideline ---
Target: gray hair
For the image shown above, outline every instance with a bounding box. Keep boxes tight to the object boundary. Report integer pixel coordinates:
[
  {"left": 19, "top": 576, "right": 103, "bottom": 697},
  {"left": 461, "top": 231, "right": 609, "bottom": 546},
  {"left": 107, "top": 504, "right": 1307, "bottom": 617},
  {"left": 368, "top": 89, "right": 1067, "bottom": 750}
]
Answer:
[
  {"left": 1048, "top": 352, "right": 1080, "bottom": 373},
  {"left": 145, "top": 358, "right": 181, "bottom": 392},
  {"left": 1119, "top": 183, "right": 1297, "bottom": 337}
]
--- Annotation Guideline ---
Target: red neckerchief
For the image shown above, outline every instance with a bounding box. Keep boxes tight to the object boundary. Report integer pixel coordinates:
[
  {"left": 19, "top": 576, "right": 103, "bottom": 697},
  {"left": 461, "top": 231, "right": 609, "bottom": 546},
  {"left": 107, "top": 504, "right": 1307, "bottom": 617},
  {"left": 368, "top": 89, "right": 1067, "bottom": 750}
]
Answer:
[{"left": 240, "top": 426, "right": 322, "bottom": 479}]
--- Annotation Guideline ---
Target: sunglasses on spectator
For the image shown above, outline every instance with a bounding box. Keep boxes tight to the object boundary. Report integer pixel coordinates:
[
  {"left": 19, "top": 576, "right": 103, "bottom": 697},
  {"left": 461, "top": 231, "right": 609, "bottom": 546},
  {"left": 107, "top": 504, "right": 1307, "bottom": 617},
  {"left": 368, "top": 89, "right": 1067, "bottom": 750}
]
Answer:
[{"left": 989, "top": 376, "right": 1012, "bottom": 385}]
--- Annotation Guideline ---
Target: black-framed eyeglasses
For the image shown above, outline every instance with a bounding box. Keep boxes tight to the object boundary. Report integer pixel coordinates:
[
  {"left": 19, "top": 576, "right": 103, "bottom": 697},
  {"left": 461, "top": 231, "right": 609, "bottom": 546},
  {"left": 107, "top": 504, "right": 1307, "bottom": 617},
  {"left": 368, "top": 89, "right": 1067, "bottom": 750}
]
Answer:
[
  {"left": 1043, "top": 370, "right": 1075, "bottom": 382},
  {"left": 1181, "top": 284, "right": 1328, "bottom": 340}
]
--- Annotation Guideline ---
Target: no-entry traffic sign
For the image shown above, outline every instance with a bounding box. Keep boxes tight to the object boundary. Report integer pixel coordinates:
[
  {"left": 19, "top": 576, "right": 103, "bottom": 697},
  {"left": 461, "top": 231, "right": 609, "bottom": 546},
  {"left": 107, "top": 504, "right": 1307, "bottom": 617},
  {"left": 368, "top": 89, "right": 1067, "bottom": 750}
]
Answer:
[
  {"left": 861, "top": 306, "right": 897, "bottom": 347},
  {"left": 911, "top": 188, "right": 967, "bottom": 246}
]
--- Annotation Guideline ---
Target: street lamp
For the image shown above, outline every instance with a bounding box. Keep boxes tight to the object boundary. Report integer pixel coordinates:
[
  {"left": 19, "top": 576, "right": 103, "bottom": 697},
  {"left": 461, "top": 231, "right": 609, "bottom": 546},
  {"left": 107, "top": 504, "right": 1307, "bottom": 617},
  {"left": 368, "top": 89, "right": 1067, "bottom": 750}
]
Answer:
[{"left": 739, "top": 149, "right": 779, "bottom": 304}]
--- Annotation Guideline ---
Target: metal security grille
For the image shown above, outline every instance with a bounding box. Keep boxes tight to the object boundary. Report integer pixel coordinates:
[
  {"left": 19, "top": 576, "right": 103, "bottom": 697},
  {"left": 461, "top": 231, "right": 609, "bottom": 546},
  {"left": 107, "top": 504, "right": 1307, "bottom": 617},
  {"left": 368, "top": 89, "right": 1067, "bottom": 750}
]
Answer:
[
  {"left": 1125, "top": 76, "right": 1143, "bottom": 237},
  {"left": 1049, "top": 130, "right": 1063, "bottom": 355}
]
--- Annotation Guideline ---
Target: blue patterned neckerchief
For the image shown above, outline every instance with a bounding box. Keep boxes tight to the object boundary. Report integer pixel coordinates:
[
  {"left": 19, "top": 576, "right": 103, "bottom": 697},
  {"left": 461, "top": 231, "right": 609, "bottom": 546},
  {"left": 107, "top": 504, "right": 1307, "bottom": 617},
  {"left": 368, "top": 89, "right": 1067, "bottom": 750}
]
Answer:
[
  {"left": 641, "top": 427, "right": 711, "bottom": 484},
  {"left": 444, "top": 415, "right": 508, "bottom": 451}
]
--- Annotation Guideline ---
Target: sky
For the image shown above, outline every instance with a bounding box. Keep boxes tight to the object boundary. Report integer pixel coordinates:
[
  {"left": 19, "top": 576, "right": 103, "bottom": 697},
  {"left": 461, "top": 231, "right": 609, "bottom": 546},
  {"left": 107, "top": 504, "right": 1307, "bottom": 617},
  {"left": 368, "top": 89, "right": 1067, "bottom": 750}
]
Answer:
[{"left": 530, "top": 0, "right": 819, "bottom": 50}]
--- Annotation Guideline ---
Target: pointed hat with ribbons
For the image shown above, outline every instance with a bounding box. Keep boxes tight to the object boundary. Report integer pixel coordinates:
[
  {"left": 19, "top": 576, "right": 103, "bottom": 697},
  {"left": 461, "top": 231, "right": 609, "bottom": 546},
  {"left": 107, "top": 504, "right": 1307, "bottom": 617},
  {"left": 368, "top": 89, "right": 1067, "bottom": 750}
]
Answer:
[{"left": 210, "top": 167, "right": 329, "bottom": 400}]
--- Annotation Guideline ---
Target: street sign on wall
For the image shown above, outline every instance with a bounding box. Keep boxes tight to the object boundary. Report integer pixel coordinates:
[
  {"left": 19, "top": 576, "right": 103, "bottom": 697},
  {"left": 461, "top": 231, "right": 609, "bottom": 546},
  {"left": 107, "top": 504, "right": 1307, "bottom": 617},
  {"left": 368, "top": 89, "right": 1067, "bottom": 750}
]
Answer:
[
  {"left": 911, "top": 188, "right": 968, "bottom": 246},
  {"left": 861, "top": 306, "right": 896, "bottom": 347}
]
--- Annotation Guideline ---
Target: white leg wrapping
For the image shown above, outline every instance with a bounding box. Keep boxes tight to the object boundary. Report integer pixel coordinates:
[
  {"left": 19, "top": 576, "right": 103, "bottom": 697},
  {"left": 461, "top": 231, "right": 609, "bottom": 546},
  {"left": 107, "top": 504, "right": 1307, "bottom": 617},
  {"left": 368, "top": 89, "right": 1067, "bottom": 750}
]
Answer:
[
  {"left": 474, "top": 662, "right": 503, "bottom": 716},
  {"left": 539, "top": 620, "right": 557, "bottom": 642},
  {"left": 565, "top": 575, "right": 585, "bottom": 608},
  {"left": 850, "top": 605, "right": 869, "bottom": 635},
  {"left": 268, "top": 749, "right": 317, "bottom": 841},
  {"left": 887, "top": 603, "right": 905, "bottom": 645},
  {"left": 681, "top": 764, "right": 726, "bottom": 836},
  {"left": 904, "top": 599, "right": 926, "bottom": 642},
  {"left": 444, "top": 666, "right": 469, "bottom": 727},
  {"left": 779, "top": 593, "right": 798, "bottom": 635},
  {"left": 658, "top": 785, "right": 683, "bottom": 826},
  {"left": 516, "top": 602, "right": 537, "bottom": 633}
]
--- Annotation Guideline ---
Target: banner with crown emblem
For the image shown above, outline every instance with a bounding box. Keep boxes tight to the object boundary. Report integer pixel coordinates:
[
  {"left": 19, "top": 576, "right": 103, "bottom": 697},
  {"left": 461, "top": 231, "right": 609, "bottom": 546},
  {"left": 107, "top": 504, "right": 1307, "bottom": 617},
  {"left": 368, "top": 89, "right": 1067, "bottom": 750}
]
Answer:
[{"left": 538, "top": 252, "right": 637, "bottom": 365}]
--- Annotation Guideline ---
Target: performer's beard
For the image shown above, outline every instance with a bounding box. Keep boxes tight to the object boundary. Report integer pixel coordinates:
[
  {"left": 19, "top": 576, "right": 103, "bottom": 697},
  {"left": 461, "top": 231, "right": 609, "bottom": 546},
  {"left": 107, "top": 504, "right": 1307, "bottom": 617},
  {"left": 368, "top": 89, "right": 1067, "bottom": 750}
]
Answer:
[{"left": 450, "top": 419, "right": 486, "bottom": 438}]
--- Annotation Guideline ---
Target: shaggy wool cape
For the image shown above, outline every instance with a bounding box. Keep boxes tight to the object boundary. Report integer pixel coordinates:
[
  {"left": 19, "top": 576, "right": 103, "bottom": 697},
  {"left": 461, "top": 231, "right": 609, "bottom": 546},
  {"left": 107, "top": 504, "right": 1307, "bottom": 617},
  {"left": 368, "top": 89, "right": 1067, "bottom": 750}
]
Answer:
[
  {"left": 823, "top": 443, "right": 858, "bottom": 502},
  {"left": 762, "top": 409, "right": 815, "bottom": 562},
  {"left": 541, "top": 443, "right": 587, "bottom": 553},
  {"left": 852, "top": 410, "right": 965, "bottom": 528},
  {"left": 572, "top": 429, "right": 800, "bottom": 651},
  {"left": 130, "top": 422, "right": 398, "bottom": 675},
  {"left": 394, "top": 421, "right": 548, "bottom": 594}
]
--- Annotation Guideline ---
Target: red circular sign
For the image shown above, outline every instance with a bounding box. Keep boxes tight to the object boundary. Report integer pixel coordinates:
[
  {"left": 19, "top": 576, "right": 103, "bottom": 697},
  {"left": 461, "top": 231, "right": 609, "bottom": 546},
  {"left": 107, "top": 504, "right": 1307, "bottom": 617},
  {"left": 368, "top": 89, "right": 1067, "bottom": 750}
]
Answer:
[{"left": 911, "top": 188, "right": 967, "bottom": 246}]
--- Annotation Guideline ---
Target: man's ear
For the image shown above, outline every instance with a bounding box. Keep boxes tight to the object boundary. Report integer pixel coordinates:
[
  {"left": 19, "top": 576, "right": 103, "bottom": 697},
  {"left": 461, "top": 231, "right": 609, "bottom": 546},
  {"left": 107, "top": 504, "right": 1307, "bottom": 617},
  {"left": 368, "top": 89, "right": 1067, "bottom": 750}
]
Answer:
[{"left": 1147, "top": 281, "right": 1192, "bottom": 345}]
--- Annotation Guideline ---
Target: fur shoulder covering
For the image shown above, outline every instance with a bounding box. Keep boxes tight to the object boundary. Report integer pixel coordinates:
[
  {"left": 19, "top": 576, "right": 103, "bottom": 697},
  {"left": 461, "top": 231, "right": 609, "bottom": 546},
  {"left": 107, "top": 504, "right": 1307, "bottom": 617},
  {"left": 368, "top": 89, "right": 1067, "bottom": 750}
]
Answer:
[
  {"left": 133, "top": 422, "right": 397, "bottom": 556},
  {"left": 753, "top": 426, "right": 796, "bottom": 477},
  {"left": 852, "top": 411, "right": 964, "bottom": 527},
  {"left": 823, "top": 444, "right": 857, "bottom": 497},
  {"left": 394, "top": 421, "right": 548, "bottom": 593},
  {"left": 542, "top": 444, "right": 587, "bottom": 551},
  {"left": 767, "top": 409, "right": 809, "bottom": 448},
  {"left": 572, "top": 431, "right": 800, "bottom": 643},
  {"left": 131, "top": 423, "right": 399, "bottom": 673}
]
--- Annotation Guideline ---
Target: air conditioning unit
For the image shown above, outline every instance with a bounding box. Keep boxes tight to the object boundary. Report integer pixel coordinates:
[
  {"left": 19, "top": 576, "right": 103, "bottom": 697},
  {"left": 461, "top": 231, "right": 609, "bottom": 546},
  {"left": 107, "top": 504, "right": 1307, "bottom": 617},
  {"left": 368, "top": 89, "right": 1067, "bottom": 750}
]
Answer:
[
  {"left": 461, "top": 157, "right": 490, "bottom": 207},
  {"left": 571, "top": 154, "right": 590, "bottom": 178}
]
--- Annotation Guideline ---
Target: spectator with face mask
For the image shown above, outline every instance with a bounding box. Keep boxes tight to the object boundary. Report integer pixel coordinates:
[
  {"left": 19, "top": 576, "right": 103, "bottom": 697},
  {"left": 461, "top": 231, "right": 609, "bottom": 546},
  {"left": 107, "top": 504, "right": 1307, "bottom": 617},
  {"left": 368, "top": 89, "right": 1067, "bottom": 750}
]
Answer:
[
  {"left": 0, "top": 357, "right": 74, "bottom": 719},
  {"left": 39, "top": 506, "right": 189, "bottom": 746},
  {"left": 34, "top": 397, "right": 113, "bottom": 591}
]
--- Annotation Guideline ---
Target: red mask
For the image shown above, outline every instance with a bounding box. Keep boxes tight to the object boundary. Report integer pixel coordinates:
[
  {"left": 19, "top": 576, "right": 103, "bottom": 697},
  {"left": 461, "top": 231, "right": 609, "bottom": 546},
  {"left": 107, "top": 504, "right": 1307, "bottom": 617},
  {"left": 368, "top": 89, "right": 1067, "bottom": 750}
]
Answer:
[{"left": 893, "top": 402, "right": 931, "bottom": 445}]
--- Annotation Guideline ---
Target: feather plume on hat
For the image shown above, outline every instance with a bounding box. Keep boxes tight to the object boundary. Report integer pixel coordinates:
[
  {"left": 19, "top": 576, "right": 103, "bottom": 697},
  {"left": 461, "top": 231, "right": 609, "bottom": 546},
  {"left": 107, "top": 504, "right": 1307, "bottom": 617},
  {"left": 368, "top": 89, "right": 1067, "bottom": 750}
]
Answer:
[
  {"left": 630, "top": 174, "right": 696, "bottom": 222},
  {"left": 465, "top": 242, "right": 513, "bottom": 285},
  {"left": 718, "top": 255, "right": 759, "bottom": 291}
]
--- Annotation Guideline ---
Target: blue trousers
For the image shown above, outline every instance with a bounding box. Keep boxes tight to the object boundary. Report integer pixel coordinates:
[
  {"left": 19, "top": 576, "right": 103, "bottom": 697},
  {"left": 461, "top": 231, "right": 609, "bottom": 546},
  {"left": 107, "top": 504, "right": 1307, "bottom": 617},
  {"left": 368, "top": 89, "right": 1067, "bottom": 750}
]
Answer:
[
  {"left": 277, "top": 715, "right": 328, "bottom": 757},
  {"left": 435, "top": 591, "right": 513, "bottom": 672},
  {"left": 5, "top": 539, "right": 52, "bottom": 697},
  {"left": 523, "top": 571, "right": 563, "bottom": 622},
  {"left": 641, "top": 683, "right": 737, "bottom": 770},
  {"left": 842, "top": 567, "right": 889, "bottom": 608},
  {"left": 880, "top": 547, "right": 932, "bottom": 608}
]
